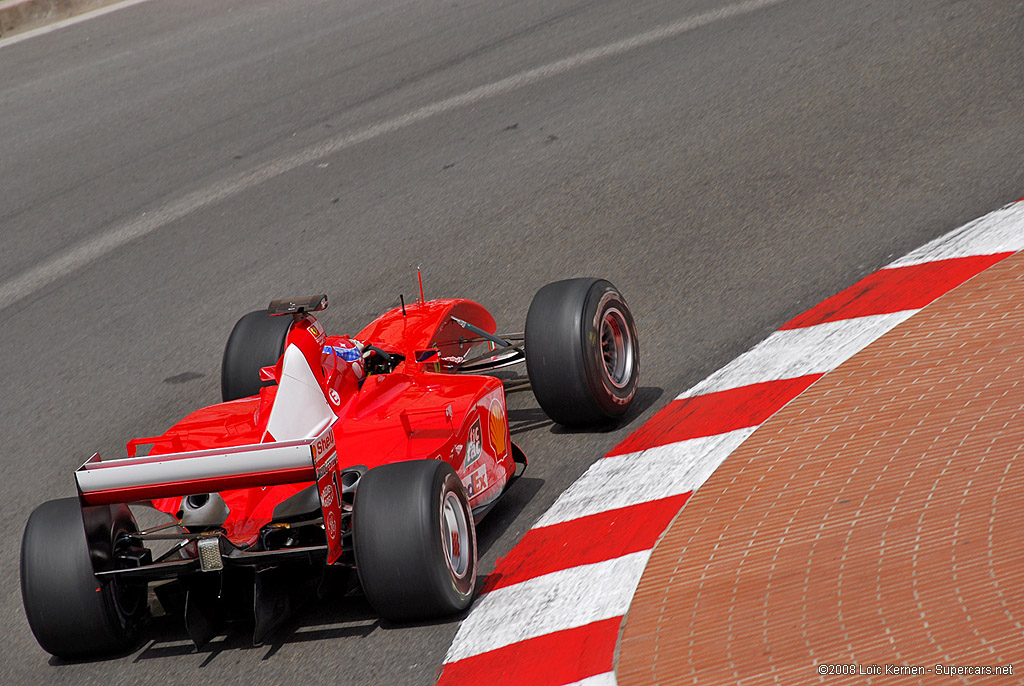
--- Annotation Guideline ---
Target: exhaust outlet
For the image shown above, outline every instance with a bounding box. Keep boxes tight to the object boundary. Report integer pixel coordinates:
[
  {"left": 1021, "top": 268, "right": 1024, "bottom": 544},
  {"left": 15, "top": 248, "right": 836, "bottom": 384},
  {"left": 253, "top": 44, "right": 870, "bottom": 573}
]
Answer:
[{"left": 180, "top": 493, "right": 230, "bottom": 529}]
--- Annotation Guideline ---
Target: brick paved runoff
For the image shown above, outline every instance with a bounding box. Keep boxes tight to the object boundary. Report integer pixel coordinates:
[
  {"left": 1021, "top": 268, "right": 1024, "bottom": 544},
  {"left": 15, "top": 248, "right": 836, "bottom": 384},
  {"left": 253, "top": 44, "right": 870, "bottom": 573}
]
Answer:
[{"left": 617, "top": 252, "right": 1024, "bottom": 684}]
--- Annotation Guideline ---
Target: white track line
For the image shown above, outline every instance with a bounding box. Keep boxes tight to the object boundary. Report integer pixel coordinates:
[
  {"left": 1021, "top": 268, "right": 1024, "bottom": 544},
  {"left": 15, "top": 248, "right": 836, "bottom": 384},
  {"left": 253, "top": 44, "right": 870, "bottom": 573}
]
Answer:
[
  {"left": 0, "top": 0, "right": 791, "bottom": 313},
  {"left": 445, "top": 551, "right": 651, "bottom": 663},
  {"left": 0, "top": 0, "right": 156, "bottom": 48}
]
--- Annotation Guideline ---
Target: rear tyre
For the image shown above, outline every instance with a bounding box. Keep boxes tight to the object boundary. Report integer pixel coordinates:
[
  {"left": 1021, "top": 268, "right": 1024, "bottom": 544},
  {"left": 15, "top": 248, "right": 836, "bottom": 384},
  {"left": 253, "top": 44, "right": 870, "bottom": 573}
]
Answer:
[
  {"left": 526, "top": 278, "right": 639, "bottom": 426},
  {"left": 352, "top": 460, "right": 476, "bottom": 621},
  {"left": 221, "top": 310, "right": 292, "bottom": 401},
  {"left": 21, "top": 498, "right": 146, "bottom": 659}
]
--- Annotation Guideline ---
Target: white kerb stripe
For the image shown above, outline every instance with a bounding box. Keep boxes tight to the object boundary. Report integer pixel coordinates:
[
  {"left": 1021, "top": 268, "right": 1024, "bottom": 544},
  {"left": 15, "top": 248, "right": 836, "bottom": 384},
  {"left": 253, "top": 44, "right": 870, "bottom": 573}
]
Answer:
[
  {"left": 445, "top": 550, "right": 650, "bottom": 663},
  {"left": 566, "top": 673, "right": 618, "bottom": 686},
  {"left": 886, "top": 200, "right": 1024, "bottom": 268},
  {"left": 535, "top": 428, "right": 755, "bottom": 528},
  {"left": 677, "top": 311, "right": 915, "bottom": 399}
]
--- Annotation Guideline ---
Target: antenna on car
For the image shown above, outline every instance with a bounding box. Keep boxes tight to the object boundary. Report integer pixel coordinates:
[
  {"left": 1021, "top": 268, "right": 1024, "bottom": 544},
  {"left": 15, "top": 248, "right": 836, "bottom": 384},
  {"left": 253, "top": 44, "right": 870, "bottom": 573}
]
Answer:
[
  {"left": 417, "top": 266, "right": 425, "bottom": 303},
  {"left": 400, "top": 294, "right": 407, "bottom": 317}
]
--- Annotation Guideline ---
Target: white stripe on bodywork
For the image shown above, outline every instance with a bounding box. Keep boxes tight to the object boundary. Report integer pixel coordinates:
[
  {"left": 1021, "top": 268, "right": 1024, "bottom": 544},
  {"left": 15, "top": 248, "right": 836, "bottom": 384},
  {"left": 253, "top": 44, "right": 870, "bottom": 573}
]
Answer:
[
  {"left": 264, "top": 344, "right": 334, "bottom": 442},
  {"left": 886, "top": 200, "right": 1024, "bottom": 268},
  {"left": 445, "top": 551, "right": 650, "bottom": 663},
  {"left": 75, "top": 441, "right": 313, "bottom": 495},
  {"left": 535, "top": 428, "right": 755, "bottom": 528},
  {"left": 677, "top": 311, "right": 915, "bottom": 399}
]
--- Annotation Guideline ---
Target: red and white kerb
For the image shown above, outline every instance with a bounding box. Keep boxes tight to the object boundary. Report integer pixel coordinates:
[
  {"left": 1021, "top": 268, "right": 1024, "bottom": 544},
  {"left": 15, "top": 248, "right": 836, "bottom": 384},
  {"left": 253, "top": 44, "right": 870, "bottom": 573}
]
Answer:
[{"left": 437, "top": 200, "right": 1024, "bottom": 686}]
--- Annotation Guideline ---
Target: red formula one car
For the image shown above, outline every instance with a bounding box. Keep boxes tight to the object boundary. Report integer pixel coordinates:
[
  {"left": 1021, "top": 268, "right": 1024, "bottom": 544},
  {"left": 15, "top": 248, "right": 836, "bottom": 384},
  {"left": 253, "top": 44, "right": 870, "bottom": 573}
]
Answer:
[{"left": 20, "top": 278, "right": 639, "bottom": 659}]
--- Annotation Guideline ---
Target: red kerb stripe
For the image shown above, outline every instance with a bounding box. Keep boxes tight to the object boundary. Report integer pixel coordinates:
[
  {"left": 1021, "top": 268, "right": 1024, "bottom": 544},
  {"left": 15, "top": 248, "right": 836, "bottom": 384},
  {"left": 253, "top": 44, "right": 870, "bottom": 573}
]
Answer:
[
  {"left": 781, "top": 253, "right": 1012, "bottom": 330},
  {"left": 607, "top": 375, "right": 821, "bottom": 456},
  {"left": 436, "top": 617, "right": 620, "bottom": 686},
  {"left": 482, "top": 494, "right": 689, "bottom": 593}
]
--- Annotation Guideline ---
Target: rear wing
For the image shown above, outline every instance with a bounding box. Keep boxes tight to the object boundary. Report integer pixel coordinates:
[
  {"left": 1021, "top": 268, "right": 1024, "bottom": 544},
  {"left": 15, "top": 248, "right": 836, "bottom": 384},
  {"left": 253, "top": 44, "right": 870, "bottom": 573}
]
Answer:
[{"left": 76, "top": 422, "right": 336, "bottom": 507}]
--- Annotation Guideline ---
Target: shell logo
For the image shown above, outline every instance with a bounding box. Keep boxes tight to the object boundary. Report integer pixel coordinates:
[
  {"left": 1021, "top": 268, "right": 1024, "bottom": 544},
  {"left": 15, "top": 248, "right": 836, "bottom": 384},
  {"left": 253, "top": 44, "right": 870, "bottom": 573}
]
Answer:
[{"left": 488, "top": 398, "right": 506, "bottom": 457}]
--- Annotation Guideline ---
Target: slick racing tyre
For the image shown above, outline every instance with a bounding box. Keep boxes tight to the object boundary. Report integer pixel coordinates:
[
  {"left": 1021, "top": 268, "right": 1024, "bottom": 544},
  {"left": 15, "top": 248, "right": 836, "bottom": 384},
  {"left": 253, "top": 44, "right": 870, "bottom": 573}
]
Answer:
[
  {"left": 21, "top": 498, "right": 146, "bottom": 659},
  {"left": 221, "top": 309, "right": 293, "bottom": 401},
  {"left": 352, "top": 460, "right": 476, "bottom": 622},
  {"left": 526, "top": 278, "right": 639, "bottom": 426}
]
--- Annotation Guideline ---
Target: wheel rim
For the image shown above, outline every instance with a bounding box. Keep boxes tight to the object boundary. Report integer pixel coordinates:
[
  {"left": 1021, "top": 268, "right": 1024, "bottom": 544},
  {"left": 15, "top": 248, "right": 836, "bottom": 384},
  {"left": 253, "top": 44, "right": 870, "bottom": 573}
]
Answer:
[
  {"left": 441, "top": 492, "right": 470, "bottom": 580},
  {"left": 600, "top": 307, "right": 635, "bottom": 389}
]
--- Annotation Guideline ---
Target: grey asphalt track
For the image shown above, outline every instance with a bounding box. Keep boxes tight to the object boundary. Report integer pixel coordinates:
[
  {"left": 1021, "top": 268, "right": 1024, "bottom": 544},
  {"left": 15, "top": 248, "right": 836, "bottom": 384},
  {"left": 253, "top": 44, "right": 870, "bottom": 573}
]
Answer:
[{"left": 1, "top": 0, "right": 1022, "bottom": 683}]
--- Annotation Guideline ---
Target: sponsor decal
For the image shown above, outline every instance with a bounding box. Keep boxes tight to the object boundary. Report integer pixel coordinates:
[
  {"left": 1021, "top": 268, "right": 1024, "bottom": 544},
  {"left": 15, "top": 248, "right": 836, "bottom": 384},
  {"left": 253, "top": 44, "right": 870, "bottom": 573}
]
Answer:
[
  {"left": 328, "top": 388, "right": 341, "bottom": 404},
  {"left": 312, "top": 426, "right": 338, "bottom": 478},
  {"left": 306, "top": 317, "right": 326, "bottom": 344},
  {"left": 312, "top": 428, "right": 336, "bottom": 463},
  {"left": 465, "top": 419, "right": 482, "bottom": 466},
  {"left": 316, "top": 455, "right": 337, "bottom": 480},
  {"left": 462, "top": 464, "right": 488, "bottom": 497},
  {"left": 488, "top": 398, "right": 507, "bottom": 457},
  {"left": 313, "top": 425, "right": 343, "bottom": 563},
  {"left": 441, "top": 354, "right": 465, "bottom": 365},
  {"left": 451, "top": 529, "right": 461, "bottom": 558}
]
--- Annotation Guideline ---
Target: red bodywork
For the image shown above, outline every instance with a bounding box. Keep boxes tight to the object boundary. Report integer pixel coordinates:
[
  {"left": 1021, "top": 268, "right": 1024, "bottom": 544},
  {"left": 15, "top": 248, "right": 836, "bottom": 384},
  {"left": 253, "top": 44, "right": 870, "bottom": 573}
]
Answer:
[{"left": 75, "top": 298, "right": 518, "bottom": 565}]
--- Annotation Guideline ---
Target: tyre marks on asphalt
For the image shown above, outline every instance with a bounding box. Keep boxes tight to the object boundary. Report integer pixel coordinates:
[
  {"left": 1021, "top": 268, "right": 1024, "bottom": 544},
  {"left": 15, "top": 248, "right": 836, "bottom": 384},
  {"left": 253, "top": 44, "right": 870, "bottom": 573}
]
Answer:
[{"left": 437, "top": 200, "right": 1024, "bottom": 686}]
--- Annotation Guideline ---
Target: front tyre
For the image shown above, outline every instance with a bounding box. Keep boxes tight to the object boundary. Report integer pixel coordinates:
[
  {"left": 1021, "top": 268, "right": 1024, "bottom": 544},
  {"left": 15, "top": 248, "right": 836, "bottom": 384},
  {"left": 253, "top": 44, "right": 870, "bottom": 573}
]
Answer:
[
  {"left": 21, "top": 498, "right": 146, "bottom": 659},
  {"left": 352, "top": 460, "right": 476, "bottom": 622},
  {"left": 526, "top": 278, "right": 639, "bottom": 426}
]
